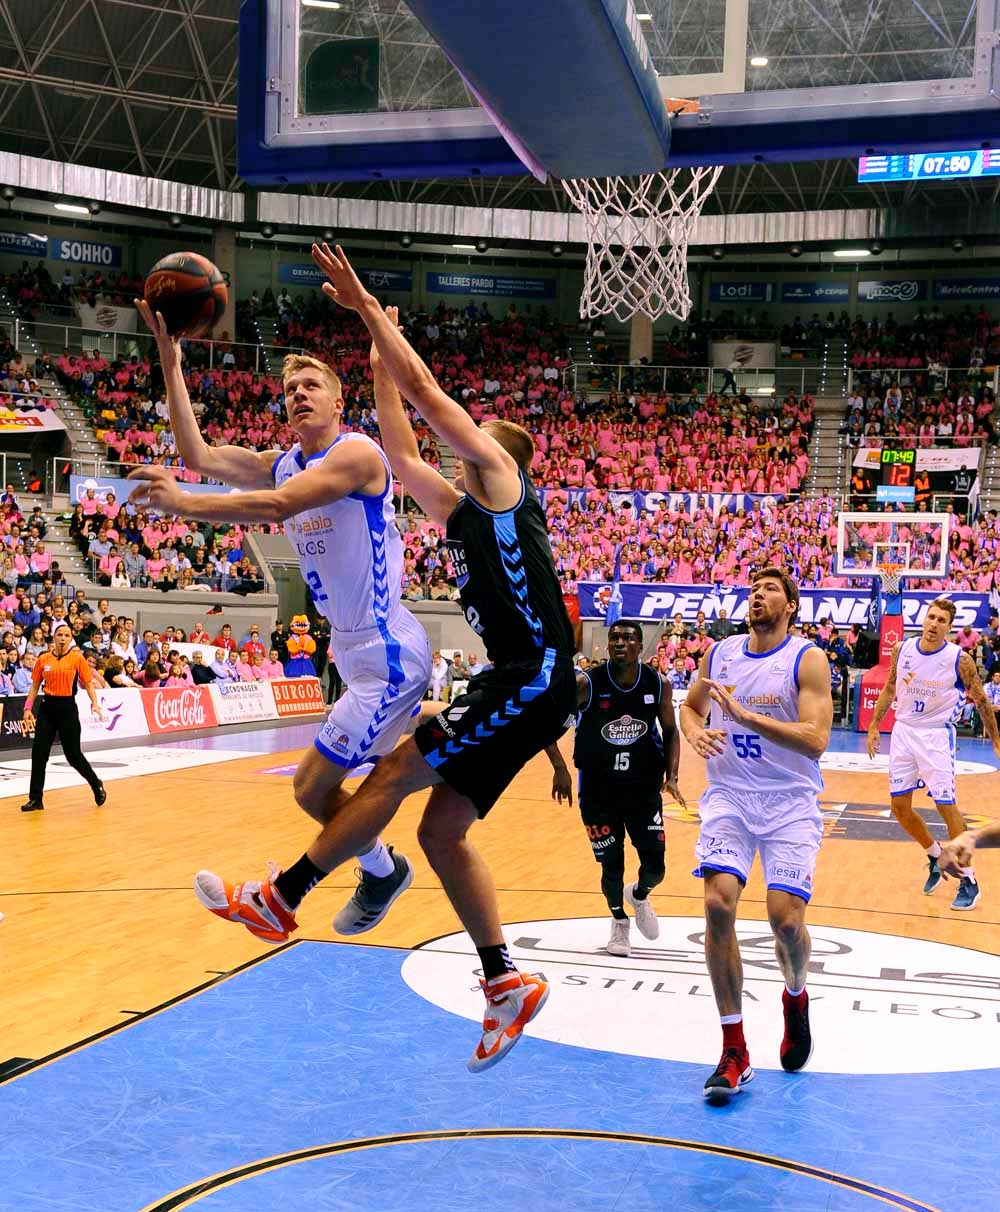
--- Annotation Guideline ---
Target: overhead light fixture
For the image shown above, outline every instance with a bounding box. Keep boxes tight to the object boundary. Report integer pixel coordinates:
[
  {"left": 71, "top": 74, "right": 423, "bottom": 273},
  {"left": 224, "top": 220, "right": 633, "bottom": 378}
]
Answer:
[
  {"left": 27, "top": 232, "right": 45, "bottom": 241},
  {"left": 833, "top": 248, "right": 871, "bottom": 257},
  {"left": 452, "top": 243, "right": 476, "bottom": 250},
  {"left": 54, "top": 202, "right": 89, "bottom": 215},
  {"left": 750, "top": 56, "right": 769, "bottom": 67},
  {"left": 302, "top": 0, "right": 342, "bottom": 8},
  {"left": 636, "top": 12, "right": 653, "bottom": 19}
]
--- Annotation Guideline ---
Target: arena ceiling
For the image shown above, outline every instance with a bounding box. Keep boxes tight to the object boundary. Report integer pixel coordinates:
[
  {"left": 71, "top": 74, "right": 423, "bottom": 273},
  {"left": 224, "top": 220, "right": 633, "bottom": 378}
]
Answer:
[{"left": 0, "top": 0, "right": 992, "bottom": 220}]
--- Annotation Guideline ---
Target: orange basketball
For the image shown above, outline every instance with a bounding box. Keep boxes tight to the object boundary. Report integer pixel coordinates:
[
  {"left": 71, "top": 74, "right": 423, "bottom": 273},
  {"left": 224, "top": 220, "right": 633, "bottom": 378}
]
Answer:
[{"left": 143, "top": 252, "right": 228, "bottom": 338}]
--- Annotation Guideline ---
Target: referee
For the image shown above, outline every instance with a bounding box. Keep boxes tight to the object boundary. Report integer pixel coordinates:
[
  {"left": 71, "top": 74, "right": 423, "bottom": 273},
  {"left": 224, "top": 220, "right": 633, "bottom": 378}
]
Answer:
[{"left": 20, "top": 623, "right": 107, "bottom": 813}]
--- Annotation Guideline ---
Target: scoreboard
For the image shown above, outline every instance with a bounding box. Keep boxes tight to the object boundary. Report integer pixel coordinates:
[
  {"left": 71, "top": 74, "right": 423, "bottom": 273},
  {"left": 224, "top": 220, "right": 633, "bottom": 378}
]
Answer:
[
  {"left": 879, "top": 445, "right": 916, "bottom": 487},
  {"left": 858, "top": 150, "right": 1000, "bottom": 183}
]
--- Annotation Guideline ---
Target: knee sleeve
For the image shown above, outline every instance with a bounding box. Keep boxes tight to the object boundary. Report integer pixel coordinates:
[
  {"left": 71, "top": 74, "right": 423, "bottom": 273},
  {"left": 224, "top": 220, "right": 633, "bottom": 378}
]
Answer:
[{"left": 636, "top": 843, "right": 666, "bottom": 891}]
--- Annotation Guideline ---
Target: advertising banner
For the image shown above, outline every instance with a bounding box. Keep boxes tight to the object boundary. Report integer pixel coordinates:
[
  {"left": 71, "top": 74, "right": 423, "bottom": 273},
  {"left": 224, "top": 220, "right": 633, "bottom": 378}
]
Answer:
[
  {"left": 932, "top": 278, "right": 1000, "bottom": 301},
  {"left": 708, "top": 281, "right": 775, "bottom": 303},
  {"left": 53, "top": 238, "right": 123, "bottom": 268},
  {"left": 76, "top": 687, "right": 148, "bottom": 744},
  {"left": 0, "top": 230, "right": 47, "bottom": 258},
  {"left": 0, "top": 411, "right": 66, "bottom": 432},
  {"left": 853, "top": 447, "right": 980, "bottom": 472},
  {"left": 536, "top": 488, "right": 785, "bottom": 518},
  {"left": 781, "top": 281, "right": 850, "bottom": 303},
  {"left": 709, "top": 340, "right": 777, "bottom": 369},
  {"left": 271, "top": 677, "right": 325, "bottom": 717},
  {"left": 143, "top": 684, "right": 218, "bottom": 734},
  {"left": 857, "top": 279, "right": 927, "bottom": 303},
  {"left": 279, "top": 263, "right": 412, "bottom": 291},
  {"left": 69, "top": 474, "right": 232, "bottom": 504},
  {"left": 426, "top": 271, "right": 556, "bottom": 299},
  {"left": 577, "top": 582, "right": 991, "bottom": 629},
  {"left": 0, "top": 695, "right": 32, "bottom": 750},
  {"left": 209, "top": 679, "right": 277, "bottom": 725},
  {"left": 77, "top": 303, "right": 136, "bottom": 332}
]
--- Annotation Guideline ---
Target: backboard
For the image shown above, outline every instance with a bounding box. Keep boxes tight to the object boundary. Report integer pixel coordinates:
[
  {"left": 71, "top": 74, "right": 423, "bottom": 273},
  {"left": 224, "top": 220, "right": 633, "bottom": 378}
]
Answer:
[
  {"left": 835, "top": 511, "right": 951, "bottom": 581},
  {"left": 239, "top": 0, "right": 1000, "bottom": 183}
]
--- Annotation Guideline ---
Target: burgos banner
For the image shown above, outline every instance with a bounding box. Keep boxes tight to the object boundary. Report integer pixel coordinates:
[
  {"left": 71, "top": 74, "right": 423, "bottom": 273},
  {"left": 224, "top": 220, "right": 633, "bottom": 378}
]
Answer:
[{"left": 577, "top": 582, "right": 990, "bottom": 629}]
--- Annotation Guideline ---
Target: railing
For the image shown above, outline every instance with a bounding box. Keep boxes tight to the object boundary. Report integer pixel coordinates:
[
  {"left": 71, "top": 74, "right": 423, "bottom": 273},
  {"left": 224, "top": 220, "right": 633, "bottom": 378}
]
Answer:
[
  {"left": 846, "top": 365, "right": 1000, "bottom": 395},
  {"left": 0, "top": 450, "right": 37, "bottom": 490},
  {"left": 84, "top": 553, "right": 266, "bottom": 594},
  {"left": 568, "top": 363, "right": 843, "bottom": 398},
  {"left": 13, "top": 319, "right": 298, "bottom": 376}
]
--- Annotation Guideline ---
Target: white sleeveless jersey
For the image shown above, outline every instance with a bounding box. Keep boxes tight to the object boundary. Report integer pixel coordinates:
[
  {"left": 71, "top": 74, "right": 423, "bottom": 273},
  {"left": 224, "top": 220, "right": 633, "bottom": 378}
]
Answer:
[
  {"left": 893, "top": 637, "right": 964, "bottom": 729},
  {"left": 706, "top": 634, "right": 823, "bottom": 795},
  {"left": 272, "top": 433, "right": 404, "bottom": 635}
]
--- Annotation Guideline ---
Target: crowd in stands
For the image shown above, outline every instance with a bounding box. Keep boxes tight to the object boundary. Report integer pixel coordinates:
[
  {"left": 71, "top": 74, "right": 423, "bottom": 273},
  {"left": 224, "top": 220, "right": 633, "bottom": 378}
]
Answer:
[{"left": 0, "top": 594, "right": 327, "bottom": 697}]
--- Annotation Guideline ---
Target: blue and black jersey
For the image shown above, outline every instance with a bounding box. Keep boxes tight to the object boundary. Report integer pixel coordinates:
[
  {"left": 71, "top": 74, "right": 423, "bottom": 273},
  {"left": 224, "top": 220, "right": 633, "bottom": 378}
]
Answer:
[{"left": 446, "top": 472, "right": 575, "bottom": 668}]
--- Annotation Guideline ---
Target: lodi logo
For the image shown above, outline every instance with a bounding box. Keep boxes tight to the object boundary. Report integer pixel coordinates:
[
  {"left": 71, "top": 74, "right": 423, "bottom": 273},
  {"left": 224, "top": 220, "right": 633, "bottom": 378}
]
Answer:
[
  {"left": 144, "top": 686, "right": 217, "bottom": 734},
  {"left": 600, "top": 715, "right": 648, "bottom": 745},
  {"left": 402, "top": 917, "right": 1000, "bottom": 1074}
]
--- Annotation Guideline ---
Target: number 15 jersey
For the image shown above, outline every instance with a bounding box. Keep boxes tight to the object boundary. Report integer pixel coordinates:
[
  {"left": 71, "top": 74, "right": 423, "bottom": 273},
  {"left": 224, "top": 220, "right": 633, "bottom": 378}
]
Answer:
[{"left": 706, "top": 634, "right": 823, "bottom": 796}]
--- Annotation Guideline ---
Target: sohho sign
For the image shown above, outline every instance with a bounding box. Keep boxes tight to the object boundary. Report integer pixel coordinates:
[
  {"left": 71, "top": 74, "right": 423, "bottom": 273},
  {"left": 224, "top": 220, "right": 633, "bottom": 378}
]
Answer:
[{"left": 143, "top": 686, "right": 218, "bottom": 734}]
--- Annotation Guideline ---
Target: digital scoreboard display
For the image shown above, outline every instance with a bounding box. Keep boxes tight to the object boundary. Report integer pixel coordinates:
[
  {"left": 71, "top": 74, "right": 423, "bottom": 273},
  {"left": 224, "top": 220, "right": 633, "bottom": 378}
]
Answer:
[
  {"left": 880, "top": 445, "right": 916, "bottom": 487},
  {"left": 858, "top": 150, "right": 1000, "bottom": 183}
]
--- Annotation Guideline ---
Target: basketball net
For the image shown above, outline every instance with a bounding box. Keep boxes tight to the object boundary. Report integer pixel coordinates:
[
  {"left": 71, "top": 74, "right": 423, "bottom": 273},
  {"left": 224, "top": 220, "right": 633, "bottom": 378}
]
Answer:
[
  {"left": 561, "top": 100, "right": 721, "bottom": 323},
  {"left": 878, "top": 562, "right": 903, "bottom": 599}
]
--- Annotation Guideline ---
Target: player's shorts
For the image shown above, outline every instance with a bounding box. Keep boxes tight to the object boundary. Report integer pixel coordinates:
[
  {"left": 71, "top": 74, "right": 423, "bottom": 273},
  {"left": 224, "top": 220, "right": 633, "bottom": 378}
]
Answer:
[
  {"left": 888, "top": 721, "right": 956, "bottom": 804},
  {"left": 314, "top": 609, "right": 431, "bottom": 771},
  {"left": 579, "top": 783, "right": 664, "bottom": 861},
  {"left": 414, "top": 647, "right": 576, "bottom": 817},
  {"left": 693, "top": 785, "right": 823, "bottom": 902}
]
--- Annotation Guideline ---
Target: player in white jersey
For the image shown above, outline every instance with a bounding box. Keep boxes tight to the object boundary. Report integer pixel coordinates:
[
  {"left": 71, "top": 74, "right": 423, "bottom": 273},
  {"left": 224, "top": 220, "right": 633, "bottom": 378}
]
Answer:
[
  {"left": 131, "top": 302, "right": 431, "bottom": 942},
  {"left": 680, "top": 567, "right": 832, "bottom": 1101},
  {"left": 867, "top": 597, "right": 1000, "bottom": 912}
]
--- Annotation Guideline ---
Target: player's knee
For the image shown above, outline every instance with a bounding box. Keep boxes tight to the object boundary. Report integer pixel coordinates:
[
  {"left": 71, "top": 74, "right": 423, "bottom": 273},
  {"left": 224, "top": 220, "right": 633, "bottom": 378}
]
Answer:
[
  {"left": 769, "top": 911, "right": 804, "bottom": 946},
  {"left": 417, "top": 811, "right": 469, "bottom": 864},
  {"left": 636, "top": 846, "right": 665, "bottom": 887},
  {"left": 704, "top": 887, "right": 738, "bottom": 930}
]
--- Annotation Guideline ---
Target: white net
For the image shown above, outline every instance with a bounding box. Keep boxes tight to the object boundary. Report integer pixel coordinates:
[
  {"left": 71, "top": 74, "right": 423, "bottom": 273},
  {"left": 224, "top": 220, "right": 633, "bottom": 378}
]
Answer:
[
  {"left": 878, "top": 564, "right": 903, "bottom": 596},
  {"left": 562, "top": 166, "right": 723, "bottom": 323}
]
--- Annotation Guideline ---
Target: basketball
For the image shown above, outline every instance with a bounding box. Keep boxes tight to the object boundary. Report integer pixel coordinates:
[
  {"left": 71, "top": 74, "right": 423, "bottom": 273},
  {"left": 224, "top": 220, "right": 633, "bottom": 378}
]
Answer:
[{"left": 143, "top": 252, "right": 227, "bottom": 338}]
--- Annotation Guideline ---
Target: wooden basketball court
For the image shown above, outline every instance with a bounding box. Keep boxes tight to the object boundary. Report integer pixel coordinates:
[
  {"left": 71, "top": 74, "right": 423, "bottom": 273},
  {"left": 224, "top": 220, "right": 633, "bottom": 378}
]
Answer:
[{"left": 3, "top": 729, "right": 998, "bottom": 1063}]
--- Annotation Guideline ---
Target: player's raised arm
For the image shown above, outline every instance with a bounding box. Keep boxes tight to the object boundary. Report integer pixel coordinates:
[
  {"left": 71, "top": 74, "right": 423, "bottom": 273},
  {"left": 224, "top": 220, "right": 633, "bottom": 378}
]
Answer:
[
  {"left": 705, "top": 645, "right": 832, "bottom": 760},
  {"left": 370, "top": 306, "right": 461, "bottom": 529},
  {"left": 867, "top": 641, "right": 901, "bottom": 758},
  {"left": 958, "top": 650, "right": 1000, "bottom": 761},
  {"left": 679, "top": 649, "right": 727, "bottom": 759},
  {"left": 311, "top": 244, "right": 519, "bottom": 504},
  {"left": 128, "top": 439, "right": 384, "bottom": 524},
  {"left": 134, "top": 298, "right": 278, "bottom": 490}
]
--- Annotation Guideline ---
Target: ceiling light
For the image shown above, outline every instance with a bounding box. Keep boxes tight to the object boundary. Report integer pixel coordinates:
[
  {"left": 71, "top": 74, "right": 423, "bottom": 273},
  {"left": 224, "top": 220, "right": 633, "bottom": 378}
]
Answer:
[
  {"left": 54, "top": 202, "right": 89, "bottom": 215},
  {"left": 302, "top": 0, "right": 342, "bottom": 8},
  {"left": 27, "top": 232, "right": 45, "bottom": 241},
  {"left": 750, "top": 56, "right": 768, "bottom": 67},
  {"left": 636, "top": 12, "right": 653, "bottom": 20},
  {"left": 452, "top": 243, "right": 476, "bottom": 250},
  {"left": 833, "top": 248, "right": 871, "bottom": 257}
]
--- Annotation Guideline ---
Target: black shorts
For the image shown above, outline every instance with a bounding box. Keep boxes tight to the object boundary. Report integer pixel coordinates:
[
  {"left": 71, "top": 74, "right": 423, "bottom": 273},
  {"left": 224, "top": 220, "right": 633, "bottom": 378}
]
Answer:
[
  {"left": 414, "top": 648, "right": 576, "bottom": 817},
  {"left": 578, "top": 782, "right": 664, "bottom": 861}
]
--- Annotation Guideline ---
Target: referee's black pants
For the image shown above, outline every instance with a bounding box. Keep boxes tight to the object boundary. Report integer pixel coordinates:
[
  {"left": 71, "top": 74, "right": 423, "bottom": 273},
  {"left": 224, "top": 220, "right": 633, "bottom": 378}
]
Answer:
[{"left": 29, "top": 697, "right": 100, "bottom": 802}]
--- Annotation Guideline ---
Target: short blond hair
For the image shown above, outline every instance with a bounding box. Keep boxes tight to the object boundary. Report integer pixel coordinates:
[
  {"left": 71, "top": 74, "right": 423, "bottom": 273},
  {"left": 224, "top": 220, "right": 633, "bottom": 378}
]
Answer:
[
  {"left": 282, "top": 354, "right": 342, "bottom": 401},
  {"left": 483, "top": 419, "right": 535, "bottom": 472}
]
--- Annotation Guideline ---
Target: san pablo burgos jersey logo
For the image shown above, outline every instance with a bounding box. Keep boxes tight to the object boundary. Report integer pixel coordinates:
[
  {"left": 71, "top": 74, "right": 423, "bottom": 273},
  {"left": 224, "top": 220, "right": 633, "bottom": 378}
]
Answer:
[
  {"left": 447, "top": 539, "right": 469, "bottom": 589},
  {"left": 601, "top": 714, "right": 648, "bottom": 746}
]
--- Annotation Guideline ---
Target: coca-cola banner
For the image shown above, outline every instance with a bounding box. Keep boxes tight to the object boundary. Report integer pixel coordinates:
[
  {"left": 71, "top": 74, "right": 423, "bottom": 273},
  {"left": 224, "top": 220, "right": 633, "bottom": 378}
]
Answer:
[
  {"left": 209, "top": 680, "right": 276, "bottom": 725},
  {"left": 144, "top": 685, "right": 219, "bottom": 735},
  {"left": 271, "top": 678, "right": 325, "bottom": 717}
]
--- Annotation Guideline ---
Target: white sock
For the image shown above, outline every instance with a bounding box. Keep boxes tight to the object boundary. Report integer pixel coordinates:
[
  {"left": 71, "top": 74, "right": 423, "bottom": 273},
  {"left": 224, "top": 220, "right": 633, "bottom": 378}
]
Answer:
[
  {"left": 356, "top": 838, "right": 395, "bottom": 878},
  {"left": 926, "top": 841, "right": 942, "bottom": 858},
  {"left": 720, "top": 1013, "right": 742, "bottom": 1025},
  {"left": 960, "top": 866, "right": 976, "bottom": 882}
]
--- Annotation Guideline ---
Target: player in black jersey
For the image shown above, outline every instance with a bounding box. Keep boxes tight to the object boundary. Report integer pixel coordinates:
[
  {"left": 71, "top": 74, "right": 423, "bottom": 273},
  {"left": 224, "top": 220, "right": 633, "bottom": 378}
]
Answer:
[
  {"left": 261, "top": 246, "right": 577, "bottom": 1073},
  {"left": 548, "top": 621, "right": 684, "bottom": 957}
]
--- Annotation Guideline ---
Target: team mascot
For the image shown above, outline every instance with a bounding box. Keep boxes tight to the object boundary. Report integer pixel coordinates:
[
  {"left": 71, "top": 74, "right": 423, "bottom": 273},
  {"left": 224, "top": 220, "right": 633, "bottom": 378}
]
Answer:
[{"left": 285, "top": 614, "right": 317, "bottom": 678}]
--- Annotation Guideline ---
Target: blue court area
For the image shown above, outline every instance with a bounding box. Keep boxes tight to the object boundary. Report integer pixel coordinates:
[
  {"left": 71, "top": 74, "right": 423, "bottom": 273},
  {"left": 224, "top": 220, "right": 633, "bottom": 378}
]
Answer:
[{"left": 2, "top": 941, "right": 994, "bottom": 1212}]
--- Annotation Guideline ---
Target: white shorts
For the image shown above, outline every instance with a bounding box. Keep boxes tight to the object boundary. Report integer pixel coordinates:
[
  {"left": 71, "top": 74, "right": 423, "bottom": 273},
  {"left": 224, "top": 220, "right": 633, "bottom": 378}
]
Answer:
[
  {"left": 888, "top": 722, "right": 956, "bottom": 805},
  {"left": 694, "top": 785, "right": 823, "bottom": 902},
  {"left": 315, "top": 609, "right": 431, "bottom": 771}
]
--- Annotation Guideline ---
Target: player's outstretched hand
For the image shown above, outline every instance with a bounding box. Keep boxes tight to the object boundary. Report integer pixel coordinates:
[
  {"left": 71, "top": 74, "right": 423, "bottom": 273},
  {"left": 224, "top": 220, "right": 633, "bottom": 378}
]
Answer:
[
  {"left": 866, "top": 726, "right": 881, "bottom": 759},
  {"left": 134, "top": 298, "right": 180, "bottom": 368},
  {"left": 310, "top": 243, "right": 374, "bottom": 311},
  {"left": 127, "top": 464, "right": 185, "bottom": 514},
  {"left": 551, "top": 765, "right": 573, "bottom": 806},
  {"left": 685, "top": 726, "right": 727, "bottom": 760},
  {"left": 939, "top": 830, "right": 976, "bottom": 877}
]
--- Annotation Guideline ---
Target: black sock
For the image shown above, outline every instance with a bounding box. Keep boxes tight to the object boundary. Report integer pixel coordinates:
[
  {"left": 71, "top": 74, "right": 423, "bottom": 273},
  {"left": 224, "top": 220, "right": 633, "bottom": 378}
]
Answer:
[
  {"left": 274, "top": 854, "right": 327, "bottom": 910},
  {"left": 632, "top": 885, "right": 649, "bottom": 901},
  {"left": 477, "top": 944, "right": 516, "bottom": 981},
  {"left": 610, "top": 907, "right": 628, "bottom": 920}
]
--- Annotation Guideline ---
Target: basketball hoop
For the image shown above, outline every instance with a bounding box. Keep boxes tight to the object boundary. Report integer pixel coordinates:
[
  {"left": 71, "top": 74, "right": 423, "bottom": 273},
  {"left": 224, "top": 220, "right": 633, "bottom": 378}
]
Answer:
[{"left": 878, "top": 562, "right": 904, "bottom": 596}]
